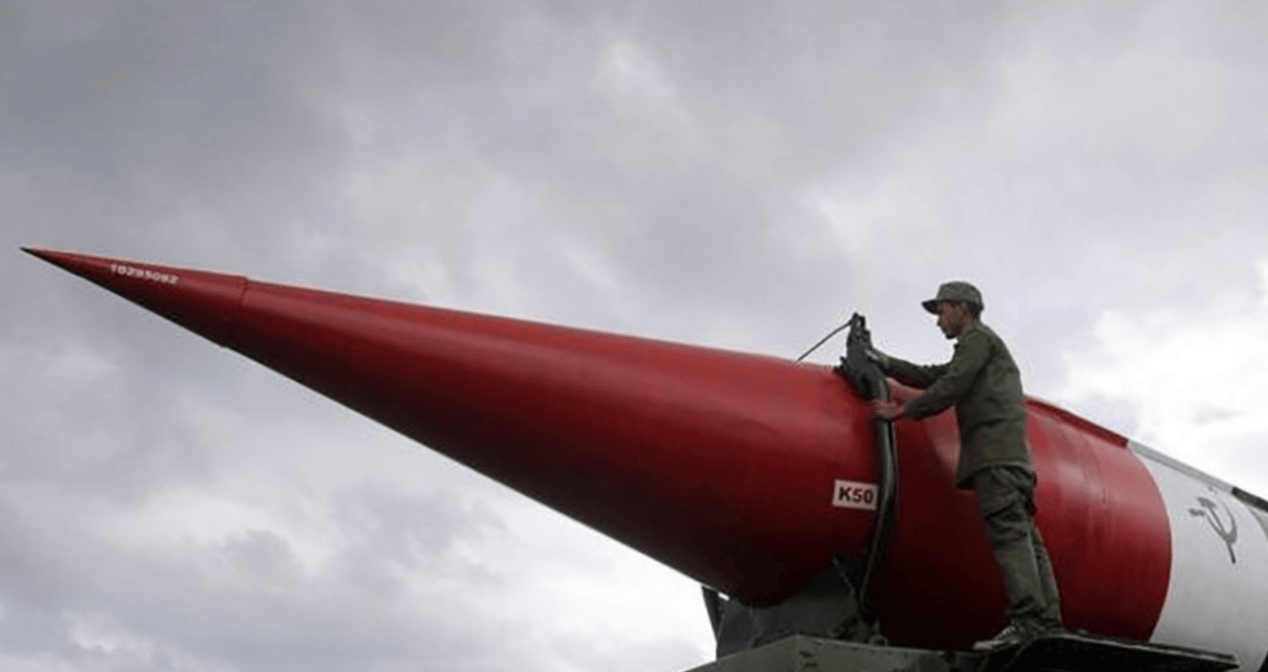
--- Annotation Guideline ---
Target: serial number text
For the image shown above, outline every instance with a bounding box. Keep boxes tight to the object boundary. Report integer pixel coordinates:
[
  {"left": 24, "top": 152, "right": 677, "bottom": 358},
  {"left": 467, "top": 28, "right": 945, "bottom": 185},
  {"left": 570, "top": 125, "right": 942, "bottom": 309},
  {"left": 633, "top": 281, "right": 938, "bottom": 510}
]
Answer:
[{"left": 111, "top": 263, "right": 180, "bottom": 285}]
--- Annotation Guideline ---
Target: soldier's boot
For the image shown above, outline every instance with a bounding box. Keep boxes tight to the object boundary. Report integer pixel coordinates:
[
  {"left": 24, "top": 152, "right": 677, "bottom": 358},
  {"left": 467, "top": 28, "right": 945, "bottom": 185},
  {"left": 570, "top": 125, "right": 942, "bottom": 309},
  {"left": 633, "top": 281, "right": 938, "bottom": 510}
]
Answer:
[{"left": 972, "top": 621, "right": 1032, "bottom": 650}]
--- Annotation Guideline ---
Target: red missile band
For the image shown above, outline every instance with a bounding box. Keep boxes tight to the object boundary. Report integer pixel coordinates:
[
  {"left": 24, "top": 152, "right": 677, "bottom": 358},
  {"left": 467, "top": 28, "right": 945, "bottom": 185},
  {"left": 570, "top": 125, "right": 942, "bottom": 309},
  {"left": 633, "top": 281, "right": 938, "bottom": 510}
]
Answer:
[
  {"left": 24, "top": 248, "right": 1268, "bottom": 666},
  {"left": 874, "top": 394, "right": 1172, "bottom": 648}
]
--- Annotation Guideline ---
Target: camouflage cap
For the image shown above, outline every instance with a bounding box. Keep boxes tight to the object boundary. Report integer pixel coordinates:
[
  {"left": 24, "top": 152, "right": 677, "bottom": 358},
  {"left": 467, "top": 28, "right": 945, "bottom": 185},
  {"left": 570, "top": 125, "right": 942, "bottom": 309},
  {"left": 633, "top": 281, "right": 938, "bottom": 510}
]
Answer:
[{"left": 922, "top": 281, "right": 984, "bottom": 314}]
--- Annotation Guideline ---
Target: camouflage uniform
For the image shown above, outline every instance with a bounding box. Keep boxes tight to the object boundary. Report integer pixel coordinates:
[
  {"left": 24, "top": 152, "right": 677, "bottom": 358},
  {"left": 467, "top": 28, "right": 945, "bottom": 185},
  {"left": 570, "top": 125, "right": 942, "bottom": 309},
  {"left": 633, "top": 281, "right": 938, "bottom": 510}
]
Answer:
[{"left": 880, "top": 283, "right": 1062, "bottom": 632}]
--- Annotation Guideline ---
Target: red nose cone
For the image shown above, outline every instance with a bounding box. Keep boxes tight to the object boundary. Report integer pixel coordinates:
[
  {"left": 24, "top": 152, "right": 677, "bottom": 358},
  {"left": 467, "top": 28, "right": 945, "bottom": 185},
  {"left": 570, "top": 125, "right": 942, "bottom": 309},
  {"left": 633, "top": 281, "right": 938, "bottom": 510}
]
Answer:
[{"left": 24, "top": 247, "right": 882, "bottom": 605}]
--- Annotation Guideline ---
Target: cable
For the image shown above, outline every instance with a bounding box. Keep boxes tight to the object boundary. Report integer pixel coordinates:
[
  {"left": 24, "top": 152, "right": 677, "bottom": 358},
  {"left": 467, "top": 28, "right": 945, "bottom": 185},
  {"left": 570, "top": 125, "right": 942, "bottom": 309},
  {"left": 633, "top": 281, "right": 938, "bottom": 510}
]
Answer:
[{"left": 795, "top": 319, "right": 853, "bottom": 362}]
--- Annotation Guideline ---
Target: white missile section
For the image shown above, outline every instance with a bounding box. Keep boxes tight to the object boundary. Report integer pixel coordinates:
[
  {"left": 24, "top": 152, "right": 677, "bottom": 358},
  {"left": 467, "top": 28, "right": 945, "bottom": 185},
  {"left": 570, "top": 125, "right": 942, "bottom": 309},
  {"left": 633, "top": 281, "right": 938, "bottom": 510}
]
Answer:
[{"left": 1132, "top": 442, "right": 1268, "bottom": 672}]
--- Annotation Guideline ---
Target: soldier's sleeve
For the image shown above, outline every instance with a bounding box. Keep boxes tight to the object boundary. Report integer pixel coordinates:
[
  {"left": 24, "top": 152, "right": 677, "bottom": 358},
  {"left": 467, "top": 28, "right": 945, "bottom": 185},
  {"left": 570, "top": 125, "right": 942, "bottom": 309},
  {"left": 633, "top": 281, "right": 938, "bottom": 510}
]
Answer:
[
  {"left": 902, "top": 330, "right": 992, "bottom": 419},
  {"left": 881, "top": 357, "right": 948, "bottom": 390}
]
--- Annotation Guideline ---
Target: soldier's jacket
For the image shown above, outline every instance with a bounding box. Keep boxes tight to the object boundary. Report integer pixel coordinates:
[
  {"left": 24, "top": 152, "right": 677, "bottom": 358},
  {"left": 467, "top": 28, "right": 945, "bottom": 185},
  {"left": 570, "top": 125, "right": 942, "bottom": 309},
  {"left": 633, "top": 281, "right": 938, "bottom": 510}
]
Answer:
[{"left": 880, "top": 321, "right": 1032, "bottom": 487}]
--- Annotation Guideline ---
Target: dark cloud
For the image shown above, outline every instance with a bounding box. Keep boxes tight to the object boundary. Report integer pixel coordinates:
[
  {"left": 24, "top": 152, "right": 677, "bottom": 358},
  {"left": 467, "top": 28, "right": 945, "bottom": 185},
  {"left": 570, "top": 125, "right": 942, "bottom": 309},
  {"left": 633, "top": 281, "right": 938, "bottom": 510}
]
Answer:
[{"left": 0, "top": 475, "right": 515, "bottom": 671}]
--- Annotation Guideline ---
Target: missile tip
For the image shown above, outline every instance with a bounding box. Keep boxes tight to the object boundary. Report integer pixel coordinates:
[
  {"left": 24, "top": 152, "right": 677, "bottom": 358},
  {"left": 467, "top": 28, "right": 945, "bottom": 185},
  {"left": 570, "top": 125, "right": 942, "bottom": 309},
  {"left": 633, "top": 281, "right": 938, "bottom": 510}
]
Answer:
[
  {"left": 21, "top": 247, "right": 90, "bottom": 273},
  {"left": 20, "top": 246, "right": 54, "bottom": 263},
  {"left": 22, "top": 248, "right": 71, "bottom": 274},
  {"left": 22, "top": 247, "right": 122, "bottom": 286}
]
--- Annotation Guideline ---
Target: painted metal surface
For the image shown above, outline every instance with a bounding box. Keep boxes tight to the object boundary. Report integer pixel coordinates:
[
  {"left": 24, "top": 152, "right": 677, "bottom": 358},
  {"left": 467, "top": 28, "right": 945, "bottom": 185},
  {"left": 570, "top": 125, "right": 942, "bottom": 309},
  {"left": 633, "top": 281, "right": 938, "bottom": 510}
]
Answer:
[
  {"left": 871, "top": 395, "right": 1171, "bottom": 649},
  {"left": 1133, "top": 442, "right": 1268, "bottom": 672},
  {"left": 25, "top": 248, "right": 1268, "bottom": 664}
]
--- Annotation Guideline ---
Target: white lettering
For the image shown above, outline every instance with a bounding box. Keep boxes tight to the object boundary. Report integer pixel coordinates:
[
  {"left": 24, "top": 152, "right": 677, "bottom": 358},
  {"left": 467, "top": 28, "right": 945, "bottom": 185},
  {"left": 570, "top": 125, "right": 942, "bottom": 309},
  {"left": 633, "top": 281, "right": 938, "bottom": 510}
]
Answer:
[{"left": 111, "top": 263, "right": 180, "bottom": 285}]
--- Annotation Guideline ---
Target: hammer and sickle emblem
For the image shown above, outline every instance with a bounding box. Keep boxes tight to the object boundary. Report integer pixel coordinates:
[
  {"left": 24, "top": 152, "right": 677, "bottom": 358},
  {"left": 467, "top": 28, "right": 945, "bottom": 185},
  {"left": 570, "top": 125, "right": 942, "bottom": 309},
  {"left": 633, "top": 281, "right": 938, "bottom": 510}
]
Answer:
[{"left": 1189, "top": 496, "right": 1238, "bottom": 564}]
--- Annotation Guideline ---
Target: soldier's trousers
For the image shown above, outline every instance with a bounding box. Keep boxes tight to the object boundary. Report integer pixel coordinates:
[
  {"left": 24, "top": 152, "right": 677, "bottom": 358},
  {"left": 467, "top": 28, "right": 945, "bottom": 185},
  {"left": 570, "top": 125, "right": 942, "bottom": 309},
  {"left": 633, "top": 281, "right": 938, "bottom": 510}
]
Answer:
[{"left": 972, "top": 466, "right": 1062, "bottom": 627}]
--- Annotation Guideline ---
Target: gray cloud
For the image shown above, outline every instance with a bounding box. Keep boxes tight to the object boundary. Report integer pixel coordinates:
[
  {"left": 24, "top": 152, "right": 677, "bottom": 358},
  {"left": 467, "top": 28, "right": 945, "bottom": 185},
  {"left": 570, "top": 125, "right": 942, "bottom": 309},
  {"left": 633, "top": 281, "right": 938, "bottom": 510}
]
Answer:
[{"left": 5, "top": 2, "right": 1268, "bottom": 671}]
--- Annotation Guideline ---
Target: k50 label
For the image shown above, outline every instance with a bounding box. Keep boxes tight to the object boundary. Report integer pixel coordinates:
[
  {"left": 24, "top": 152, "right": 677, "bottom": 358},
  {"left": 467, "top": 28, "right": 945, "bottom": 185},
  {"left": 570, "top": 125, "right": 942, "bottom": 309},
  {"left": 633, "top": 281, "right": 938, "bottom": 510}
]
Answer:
[{"left": 832, "top": 480, "right": 878, "bottom": 511}]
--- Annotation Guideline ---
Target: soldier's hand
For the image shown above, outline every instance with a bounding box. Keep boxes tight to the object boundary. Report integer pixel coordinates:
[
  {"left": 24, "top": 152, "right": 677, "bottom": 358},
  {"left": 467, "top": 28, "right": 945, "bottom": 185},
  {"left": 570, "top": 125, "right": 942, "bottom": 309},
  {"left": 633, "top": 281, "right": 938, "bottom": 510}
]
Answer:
[
  {"left": 864, "top": 347, "right": 889, "bottom": 367},
  {"left": 870, "top": 400, "right": 905, "bottom": 421}
]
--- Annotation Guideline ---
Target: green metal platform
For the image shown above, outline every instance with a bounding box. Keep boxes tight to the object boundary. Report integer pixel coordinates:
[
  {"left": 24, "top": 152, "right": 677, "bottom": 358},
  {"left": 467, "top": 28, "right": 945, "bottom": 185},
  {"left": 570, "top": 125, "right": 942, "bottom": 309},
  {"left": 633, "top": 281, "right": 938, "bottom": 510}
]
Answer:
[{"left": 685, "top": 633, "right": 1238, "bottom": 672}]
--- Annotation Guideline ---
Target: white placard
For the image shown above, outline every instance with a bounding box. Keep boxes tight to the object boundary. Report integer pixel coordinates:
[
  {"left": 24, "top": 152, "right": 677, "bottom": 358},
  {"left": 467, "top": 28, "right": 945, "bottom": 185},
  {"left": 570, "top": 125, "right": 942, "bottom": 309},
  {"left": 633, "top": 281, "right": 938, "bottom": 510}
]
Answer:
[{"left": 832, "top": 479, "right": 878, "bottom": 511}]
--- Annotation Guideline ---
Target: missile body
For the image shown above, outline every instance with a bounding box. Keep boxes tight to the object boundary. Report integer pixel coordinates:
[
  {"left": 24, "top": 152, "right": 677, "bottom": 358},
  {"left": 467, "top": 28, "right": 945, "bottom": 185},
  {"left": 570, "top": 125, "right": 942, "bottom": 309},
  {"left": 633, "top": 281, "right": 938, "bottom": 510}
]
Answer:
[{"left": 25, "top": 249, "right": 1268, "bottom": 671}]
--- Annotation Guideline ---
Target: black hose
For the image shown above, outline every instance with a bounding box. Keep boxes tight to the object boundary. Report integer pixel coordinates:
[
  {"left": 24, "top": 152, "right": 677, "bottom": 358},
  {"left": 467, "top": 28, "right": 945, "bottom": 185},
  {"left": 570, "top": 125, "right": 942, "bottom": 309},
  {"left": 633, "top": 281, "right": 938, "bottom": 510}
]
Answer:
[{"left": 836, "top": 314, "right": 899, "bottom": 626}]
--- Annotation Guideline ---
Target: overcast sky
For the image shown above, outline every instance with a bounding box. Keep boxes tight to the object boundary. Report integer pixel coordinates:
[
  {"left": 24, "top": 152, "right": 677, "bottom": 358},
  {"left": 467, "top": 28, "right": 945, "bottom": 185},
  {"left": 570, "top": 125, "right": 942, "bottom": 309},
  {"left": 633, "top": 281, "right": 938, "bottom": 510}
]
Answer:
[{"left": 4, "top": 2, "right": 1268, "bottom": 671}]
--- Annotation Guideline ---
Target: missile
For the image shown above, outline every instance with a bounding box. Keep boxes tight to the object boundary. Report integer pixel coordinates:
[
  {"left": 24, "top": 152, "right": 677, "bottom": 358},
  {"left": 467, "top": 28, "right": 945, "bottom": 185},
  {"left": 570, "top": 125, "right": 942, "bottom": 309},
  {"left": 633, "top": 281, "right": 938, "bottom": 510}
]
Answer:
[{"left": 24, "top": 248, "right": 1268, "bottom": 670}]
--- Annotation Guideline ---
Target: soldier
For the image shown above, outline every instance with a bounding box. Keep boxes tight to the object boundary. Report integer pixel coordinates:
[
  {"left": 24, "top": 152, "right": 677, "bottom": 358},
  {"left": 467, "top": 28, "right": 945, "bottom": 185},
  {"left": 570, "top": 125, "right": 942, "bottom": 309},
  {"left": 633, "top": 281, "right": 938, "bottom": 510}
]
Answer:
[{"left": 868, "top": 281, "right": 1062, "bottom": 649}]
